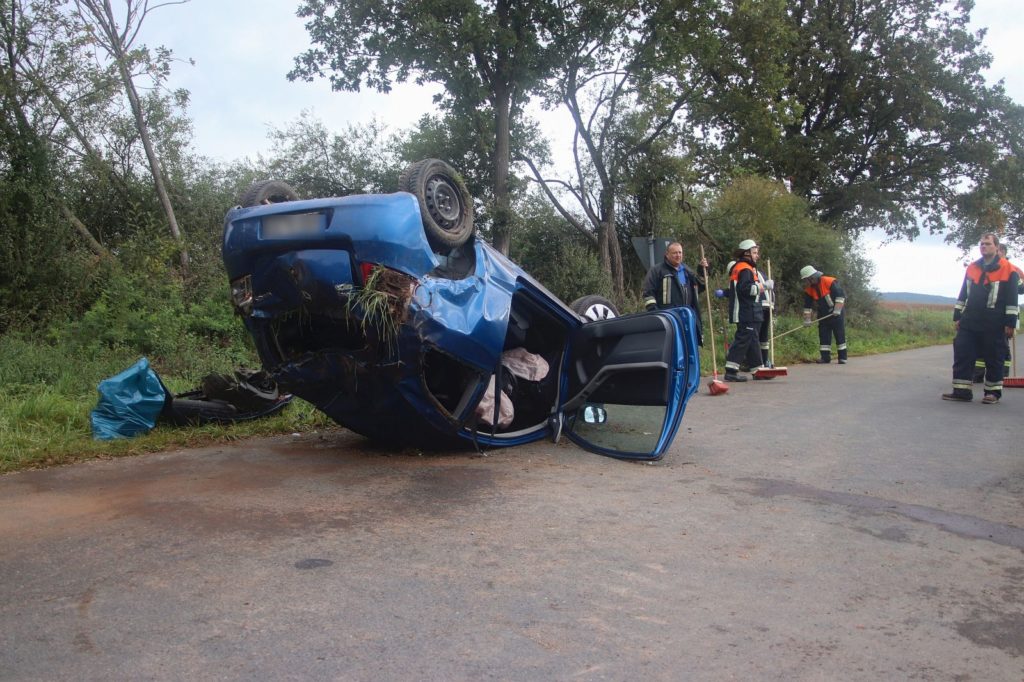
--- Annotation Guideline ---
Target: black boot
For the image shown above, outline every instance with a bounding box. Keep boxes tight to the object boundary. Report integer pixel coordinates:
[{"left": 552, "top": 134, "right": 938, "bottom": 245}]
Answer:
[
  {"left": 724, "top": 370, "right": 747, "bottom": 382},
  {"left": 816, "top": 352, "right": 831, "bottom": 364}
]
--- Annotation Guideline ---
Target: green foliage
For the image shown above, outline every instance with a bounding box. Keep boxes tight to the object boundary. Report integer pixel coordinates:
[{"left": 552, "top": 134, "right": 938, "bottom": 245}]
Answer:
[
  {"left": 510, "top": 193, "right": 612, "bottom": 304},
  {"left": 689, "top": 0, "right": 1024, "bottom": 242},
  {"left": 265, "top": 112, "right": 402, "bottom": 196},
  {"left": 678, "top": 175, "right": 877, "bottom": 316},
  {"left": 291, "top": 0, "right": 566, "bottom": 251}
]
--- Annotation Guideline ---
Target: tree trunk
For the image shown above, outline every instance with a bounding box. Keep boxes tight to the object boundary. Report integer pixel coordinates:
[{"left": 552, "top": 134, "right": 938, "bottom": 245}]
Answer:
[
  {"left": 609, "top": 231, "right": 624, "bottom": 302},
  {"left": 491, "top": 83, "right": 512, "bottom": 255},
  {"left": 90, "top": 0, "right": 189, "bottom": 274},
  {"left": 598, "top": 190, "right": 625, "bottom": 301},
  {"left": 56, "top": 200, "right": 114, "bottom": 261},
  {"left": 115, "top": 56, "right": 189, "bottom": 274}
]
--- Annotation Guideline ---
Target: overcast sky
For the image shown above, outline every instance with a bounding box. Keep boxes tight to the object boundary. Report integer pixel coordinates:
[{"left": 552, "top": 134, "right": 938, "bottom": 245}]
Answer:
[{"left": 137, "top": 0, "right": 1023, "bottom": 297}]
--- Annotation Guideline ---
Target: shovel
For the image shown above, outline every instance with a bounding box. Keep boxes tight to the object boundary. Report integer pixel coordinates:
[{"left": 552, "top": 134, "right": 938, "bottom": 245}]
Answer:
[{"left": 701, "top": 245, "right": 728, "bottom": 395}]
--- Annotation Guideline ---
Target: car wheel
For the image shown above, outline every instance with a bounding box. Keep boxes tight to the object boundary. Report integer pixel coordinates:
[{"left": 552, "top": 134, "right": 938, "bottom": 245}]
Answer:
[
  {"left": 239, "top": 180, "right": 299, "bottom": 207},
  {"left": 398, "top": 159, "right": 474, "bottom": 252},
  {"left": 570, "top": 295, "right": 619, "bottom": 322}
]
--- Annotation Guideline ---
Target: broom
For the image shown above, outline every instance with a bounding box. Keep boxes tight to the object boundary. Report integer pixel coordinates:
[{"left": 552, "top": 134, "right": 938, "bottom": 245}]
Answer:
[
  {"left": 772, "top": 313, "right": 836, "bottom": 341},
  {"left": 753, "top": 258, "right": 788, "bottom": 379},
  {"left": 1005, "top": 333, "right": 1024, "bottom": 387},
  {"left": 701, "top": 245, "right": 728, "bottom": 395}
]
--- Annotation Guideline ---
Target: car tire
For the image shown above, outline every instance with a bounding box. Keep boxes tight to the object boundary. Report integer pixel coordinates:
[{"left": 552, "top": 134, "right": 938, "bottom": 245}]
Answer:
[
  {"left": 570, "top": 295, "right": 619, "bottom": 322},
  {"left": 398, "top": 159, "right": 474, "bottom": 252},
  {"left": 239, "top": 180, "right": 299, "bottom": 207}
]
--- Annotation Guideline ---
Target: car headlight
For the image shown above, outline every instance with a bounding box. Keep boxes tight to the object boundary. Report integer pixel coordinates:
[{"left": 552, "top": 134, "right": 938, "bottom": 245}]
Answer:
[{"left": 230, "top": 275, "right": 253, "bottom": 315}]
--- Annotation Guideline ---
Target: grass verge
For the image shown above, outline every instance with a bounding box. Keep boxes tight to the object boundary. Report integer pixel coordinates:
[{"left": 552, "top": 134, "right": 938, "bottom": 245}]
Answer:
[
  {"left": 2, "top": 304, "right": 953, "bottom": 474},
  {"left": 0, "top": 333, "right": 333, "bottom": 474},
  {"left": 700, "top": 303, "right": 952, "bottom": 375}
]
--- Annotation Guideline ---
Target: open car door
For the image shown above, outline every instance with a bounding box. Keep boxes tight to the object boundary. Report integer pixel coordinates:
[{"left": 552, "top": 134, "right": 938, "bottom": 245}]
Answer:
[{"left": 558, "top": 307, "right": 700, "bottom": 460}]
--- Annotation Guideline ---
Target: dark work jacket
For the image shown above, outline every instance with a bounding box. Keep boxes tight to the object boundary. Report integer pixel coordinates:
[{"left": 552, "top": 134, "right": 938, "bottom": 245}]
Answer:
[
  {"left": 727, "top": 259, "right": 764, "bottom": 325},
  {"left": 641, "top": 260, "right": 704, "bottom": 346},
  {"left": 802, "top": 276, "right": 845, "bottom": 318},
  {"left": 954, "top": 256, "right": 1020, "bottom": 331}
]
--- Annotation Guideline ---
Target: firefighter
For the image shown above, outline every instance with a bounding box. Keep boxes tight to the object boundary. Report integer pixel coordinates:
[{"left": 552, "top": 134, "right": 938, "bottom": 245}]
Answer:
[
  {"left": 972, "top": 244, "right": 1021, "bottom": 381},
  {"left": 998, "top": 244, "right": 1023, "bottom": 378},
  {"left": 724, "top": 240, "right": 772, "bottom": 381},
  {"left": 756, "top": 262, "right": 775, "bottom": 378},
  {"left": 943, "top": 232, "right": 1019, "bottom": 404},
  {"left": 800, "top": 265, "right": 847, "bottom": 364}
]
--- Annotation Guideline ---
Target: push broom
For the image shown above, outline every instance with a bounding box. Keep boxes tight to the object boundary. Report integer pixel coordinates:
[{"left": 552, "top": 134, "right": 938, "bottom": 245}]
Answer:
[
  {"left": 753, "top": 258, "right": 788, "bottom": 378},
  {"left": 772, "top": 313, "right": 836, "bottom": 340},
  {"left": 701, "top": 245, "right": 728, "bottom": 395}
]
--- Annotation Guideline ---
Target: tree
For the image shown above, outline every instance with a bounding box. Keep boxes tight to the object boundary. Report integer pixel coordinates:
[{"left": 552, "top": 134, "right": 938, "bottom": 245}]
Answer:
[
  {"left": 682, "top": 175, "right": 877, "bottom": 315},
  {"left": 0, "top": 0, "right": 111, "bottom": 328},
  {"left": 73, "top": 0, "right": 190, "bottom": 273},
  {"left": 690, "top": 0, "right": 1024, "bottom": 244},
  {"left": 520, "top": 0, "right": 788, "bottom": 300},
  {"left": 289, "top": 0, "right": 561, "bottom": 254},
  {"left": 509, "top": 191, "right": 612, "bottom": 306},
  {"left": 264, "top": 112, "right": 401, "bottom": 197}
]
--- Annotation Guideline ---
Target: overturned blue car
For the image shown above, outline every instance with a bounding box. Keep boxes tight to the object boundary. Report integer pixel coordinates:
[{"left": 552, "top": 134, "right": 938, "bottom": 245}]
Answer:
[{"left": 222, "top": 159, "right": 700, "bottom": 460}]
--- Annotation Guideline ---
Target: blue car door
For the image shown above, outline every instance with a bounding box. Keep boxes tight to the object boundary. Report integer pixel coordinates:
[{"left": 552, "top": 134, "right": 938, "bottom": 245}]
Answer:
[{"left": 557, "top": 307, "right": 700, "bottom": 460}]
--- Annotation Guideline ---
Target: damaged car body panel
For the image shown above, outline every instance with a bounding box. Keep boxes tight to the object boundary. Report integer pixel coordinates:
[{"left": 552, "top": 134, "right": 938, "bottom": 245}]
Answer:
[{"left": 223, "top": 175, "right": 700, "bottom": 460}]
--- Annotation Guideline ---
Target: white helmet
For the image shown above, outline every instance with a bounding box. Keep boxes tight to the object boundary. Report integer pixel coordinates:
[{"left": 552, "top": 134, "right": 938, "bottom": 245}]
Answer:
[
  {"left": 738, "top": 239, "right": 757, "bottom": 251},
  {"left": 800, "top": 265, "right": 822, "bottom": 280}
]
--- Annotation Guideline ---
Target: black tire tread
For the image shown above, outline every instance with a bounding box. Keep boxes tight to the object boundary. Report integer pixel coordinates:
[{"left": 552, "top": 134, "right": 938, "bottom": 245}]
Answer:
[
  {"left": 398, "top": 159, "right": 474, "bottom": 251},
  {"left": 239, "top": 180, "right": 299, "bottom": 207}
]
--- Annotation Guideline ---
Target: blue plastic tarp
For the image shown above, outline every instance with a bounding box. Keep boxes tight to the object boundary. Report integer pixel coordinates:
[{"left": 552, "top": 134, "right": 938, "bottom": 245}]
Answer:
[{"left": 90, "top": 357, "right": 168, "bottom": 440}]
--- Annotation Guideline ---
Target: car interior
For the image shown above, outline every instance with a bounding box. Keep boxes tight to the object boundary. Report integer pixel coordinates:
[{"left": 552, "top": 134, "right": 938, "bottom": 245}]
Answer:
[{"left": 421, "top": 287, "right": 569, "bottom": 436}]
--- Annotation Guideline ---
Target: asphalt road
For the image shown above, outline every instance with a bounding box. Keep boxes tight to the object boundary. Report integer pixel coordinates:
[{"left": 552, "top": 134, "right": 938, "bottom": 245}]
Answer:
[{"left": 1, "top": 345, "right": 1022, "bottom": 680}]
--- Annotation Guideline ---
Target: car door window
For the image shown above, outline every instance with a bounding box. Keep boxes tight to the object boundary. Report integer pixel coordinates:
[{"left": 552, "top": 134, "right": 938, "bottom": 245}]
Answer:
[
  {"left": 560, "top": 309, "right": 699, "bottom": 460},
  {"left": 570, "top": 401, "right": 668, "bottom": 454}
]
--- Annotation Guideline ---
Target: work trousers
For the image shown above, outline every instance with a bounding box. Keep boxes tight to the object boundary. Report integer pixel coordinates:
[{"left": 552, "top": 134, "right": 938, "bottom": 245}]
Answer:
[
  {"left": 758, "top": 309, "right": 771, "bottom": 367},
  {"left": 726, "top": 323, "right": 763, "bottom": 374},
  {"left": 952, "top": 326, "right": 1005, "bottom": 398},
  {"left": 818, "top": 314, "right": 847, "bottom": 362},
  {"left": 973, "top": 337, "right": 1012, "bottom": 380}
]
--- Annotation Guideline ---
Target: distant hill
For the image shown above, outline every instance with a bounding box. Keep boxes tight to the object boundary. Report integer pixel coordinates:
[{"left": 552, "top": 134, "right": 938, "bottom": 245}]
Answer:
[{"left": 879, "top": 291, "right": 956, "bottom": 305}]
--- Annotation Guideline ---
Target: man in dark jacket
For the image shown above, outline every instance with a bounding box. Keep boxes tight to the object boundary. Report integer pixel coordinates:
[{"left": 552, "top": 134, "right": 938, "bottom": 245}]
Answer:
[
  {"left": 943, "top": 232, "right": 1019, "bottom": 404},
  {"left": 641, "top": 242, "right": 707, "bottom": 346}
]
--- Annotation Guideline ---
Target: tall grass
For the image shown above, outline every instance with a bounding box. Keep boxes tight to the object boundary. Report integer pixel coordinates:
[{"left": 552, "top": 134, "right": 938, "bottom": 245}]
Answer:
[{"left": 0, "top": 330, "right": 334, "bottom": 473}]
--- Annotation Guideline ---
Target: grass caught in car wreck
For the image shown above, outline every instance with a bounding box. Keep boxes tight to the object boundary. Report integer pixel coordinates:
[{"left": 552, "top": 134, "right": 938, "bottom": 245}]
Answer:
[{"left": 347, "top": 265, "right": 416, "bottom": 354}]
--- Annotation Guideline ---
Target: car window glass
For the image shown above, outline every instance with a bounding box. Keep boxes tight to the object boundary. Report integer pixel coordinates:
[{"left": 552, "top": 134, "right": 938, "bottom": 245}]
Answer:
[{"left": 569, "top": 401, "right": 667, "bottom": 454}]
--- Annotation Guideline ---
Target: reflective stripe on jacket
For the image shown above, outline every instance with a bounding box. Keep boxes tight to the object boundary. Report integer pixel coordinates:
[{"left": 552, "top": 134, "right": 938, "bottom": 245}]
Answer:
[
  {"left": 728, "top": 260, "right": 764, "bottom": 324},
  {"left": 954, "top": 257, "right": 1020, "bottom": 330},
  {"left": 802, "top": 276, "right": 845, "bottom": 317}
]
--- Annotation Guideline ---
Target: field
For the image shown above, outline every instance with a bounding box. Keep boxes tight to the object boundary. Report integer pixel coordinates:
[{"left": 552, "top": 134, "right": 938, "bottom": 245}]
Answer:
[{"left": 880, "top": 300, "right": 952, "bottom": 312}]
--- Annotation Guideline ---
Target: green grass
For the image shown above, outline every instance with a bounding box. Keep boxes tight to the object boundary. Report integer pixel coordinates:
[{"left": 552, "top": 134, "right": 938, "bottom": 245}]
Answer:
[
  {"left": 701, "top": 304, "right": 952, "bottom": 374},
  {"left": 0, "top": 305, "right": 952, "bottom": 474},
  {"left": 0, "top": 331, "right": 334, "bottom": 474}
]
